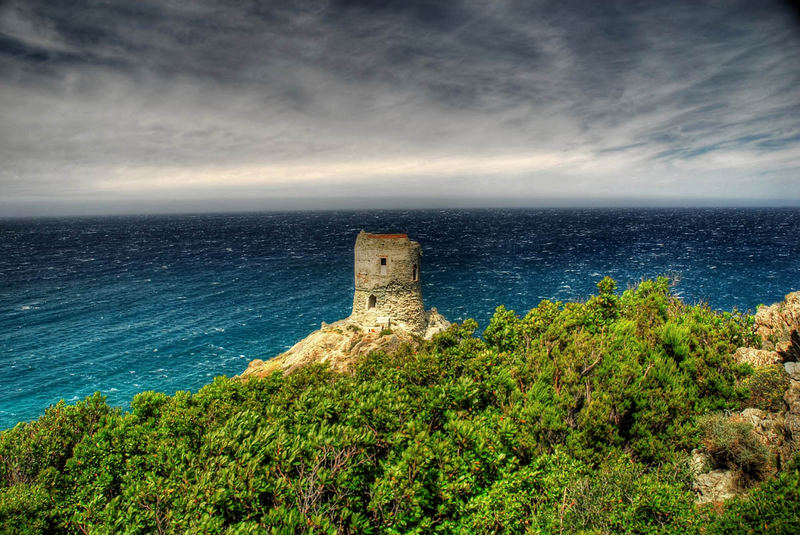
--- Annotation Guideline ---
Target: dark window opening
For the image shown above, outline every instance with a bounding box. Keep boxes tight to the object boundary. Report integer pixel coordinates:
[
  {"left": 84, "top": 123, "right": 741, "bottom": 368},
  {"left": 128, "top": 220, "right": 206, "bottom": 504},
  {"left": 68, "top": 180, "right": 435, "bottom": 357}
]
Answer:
[
  {"left": 368, "top": 295, "right": 377, "bottom": 309},
  {"left": 412, "top": 264, "right": 418, "bottom": 281},
  {"left": 379, "top": 257, "right": 387, "bottom": 275}
]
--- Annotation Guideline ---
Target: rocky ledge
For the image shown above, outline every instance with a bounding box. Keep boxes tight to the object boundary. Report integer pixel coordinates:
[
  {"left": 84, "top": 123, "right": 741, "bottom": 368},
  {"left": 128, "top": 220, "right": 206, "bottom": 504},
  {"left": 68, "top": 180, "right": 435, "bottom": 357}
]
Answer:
[
  {"left": 693, "top": 291, "right": 800, "bottom": 503},
  {"left": 242, "top": 308, "right": 450, "bottom": 378}
]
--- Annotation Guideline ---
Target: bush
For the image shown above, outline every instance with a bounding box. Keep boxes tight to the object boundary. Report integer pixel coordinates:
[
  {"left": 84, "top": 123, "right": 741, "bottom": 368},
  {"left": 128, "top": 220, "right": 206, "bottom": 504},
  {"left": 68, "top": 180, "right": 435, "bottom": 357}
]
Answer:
[
  {"left": 0, "top": 278, "right": 776, "bottom": 533},
  {"left": 562, "top": 456, "right": 697, "bottom": 534},
  {"left": 741, "top": 365, "right": 790, "bottom": 411},
  {"left": 707, "top": 454, "right": 800, "bottom": 534},
  {"left": 699, "top": 413, "right": 773, "bottom": 484},
  {"left": 0, "top": 393, "right": 112, "bottom": 487},
  {"left": 0, "top": 483, "right": 53, "bottom": 535}
]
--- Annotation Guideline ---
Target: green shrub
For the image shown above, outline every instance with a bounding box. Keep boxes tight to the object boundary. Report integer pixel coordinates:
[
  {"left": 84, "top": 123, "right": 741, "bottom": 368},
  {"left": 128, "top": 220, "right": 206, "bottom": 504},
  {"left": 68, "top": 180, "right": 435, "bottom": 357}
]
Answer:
[
  {"left": 0, "top": 483, "right": 53, "bottom": 535},
  {"left": 562, "top": 456, "right": 698, "bottom": 534},
  {"left": 483, "top": 305, "right": 522, "bottom": 352},
  {"left": 707, "top": 454, "right": 800, "bottom": 534},
  {"left": 662, "top": 321, "right": 690, "bottom": 361},
  {"left": 0, "top": 278, "right": 774, "bottom": 533},
  {"left": 0, "top": 393, "right": 112, "bottom": 487},
  {"left": 741, "top": 365, "right": 790, "bottom": 411},
  {"left": 699, "top": 413, "right": 773, "bottom": 484},
  {"left": 460, "top": 451, "right": 586, "bottom": 534}
]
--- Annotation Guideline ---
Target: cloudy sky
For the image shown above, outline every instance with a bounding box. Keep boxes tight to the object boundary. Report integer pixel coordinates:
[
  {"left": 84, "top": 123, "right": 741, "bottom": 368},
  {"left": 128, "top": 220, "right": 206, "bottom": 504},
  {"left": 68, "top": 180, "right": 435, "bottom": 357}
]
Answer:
[{"left": 1, "top": 0, "right": 799, "bottom": 215}]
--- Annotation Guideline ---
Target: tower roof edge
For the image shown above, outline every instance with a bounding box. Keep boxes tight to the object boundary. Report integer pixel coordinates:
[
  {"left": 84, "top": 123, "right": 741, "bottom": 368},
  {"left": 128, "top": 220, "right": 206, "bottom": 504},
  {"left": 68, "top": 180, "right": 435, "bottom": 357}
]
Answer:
[{"left": 360, "top": 232, "right": 409, "bottom": 240}]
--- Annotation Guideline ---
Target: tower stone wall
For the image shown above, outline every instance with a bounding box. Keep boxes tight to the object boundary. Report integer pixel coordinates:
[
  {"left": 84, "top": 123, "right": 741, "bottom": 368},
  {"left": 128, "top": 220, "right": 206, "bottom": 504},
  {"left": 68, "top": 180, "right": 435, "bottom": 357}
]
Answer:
[{"left": 351, "top": 231, "right": 427, "bottom": 333}]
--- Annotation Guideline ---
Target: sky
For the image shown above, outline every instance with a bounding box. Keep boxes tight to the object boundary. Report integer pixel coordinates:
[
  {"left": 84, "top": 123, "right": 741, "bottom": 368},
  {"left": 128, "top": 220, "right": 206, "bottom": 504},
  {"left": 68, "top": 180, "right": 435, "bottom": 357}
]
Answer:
[{"left": 1, "top": 0, "right": 799, "bottom": 216}]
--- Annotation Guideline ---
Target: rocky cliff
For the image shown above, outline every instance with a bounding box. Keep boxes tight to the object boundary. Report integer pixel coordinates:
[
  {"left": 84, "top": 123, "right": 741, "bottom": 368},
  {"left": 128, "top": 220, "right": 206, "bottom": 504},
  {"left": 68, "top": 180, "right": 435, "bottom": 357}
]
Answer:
[
  {"left": 242, "top": 308, "right": 450, "bottom": 378},
  {"left": 693, "top": 291, "right": 800, "bottom": 503}
]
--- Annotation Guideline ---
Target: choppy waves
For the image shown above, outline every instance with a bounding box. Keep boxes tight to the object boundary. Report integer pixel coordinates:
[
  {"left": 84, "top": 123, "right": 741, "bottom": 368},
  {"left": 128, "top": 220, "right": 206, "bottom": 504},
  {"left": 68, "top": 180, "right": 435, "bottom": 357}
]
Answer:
[{"left": 1, "top": 208, "right": 798, "bottom": 428}]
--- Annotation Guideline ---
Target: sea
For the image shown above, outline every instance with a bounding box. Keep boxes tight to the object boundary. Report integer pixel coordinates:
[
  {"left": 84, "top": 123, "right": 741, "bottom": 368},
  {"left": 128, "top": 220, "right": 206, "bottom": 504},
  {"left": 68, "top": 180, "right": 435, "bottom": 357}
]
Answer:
[{"left": 1, "top": 208, "right": 799, "bottom": 430}]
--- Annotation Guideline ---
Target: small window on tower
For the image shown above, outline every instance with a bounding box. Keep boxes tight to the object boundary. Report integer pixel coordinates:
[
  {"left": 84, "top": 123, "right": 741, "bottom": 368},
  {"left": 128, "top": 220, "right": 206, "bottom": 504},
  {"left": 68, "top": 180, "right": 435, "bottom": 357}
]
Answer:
[
  {"left": 368, "top": 295, "right": 377, "bottom": 309},
  {"left": 412, "top": 264, "right": 418, "bottom": 281},
  {"left": 380, "top": 257, "right": 387, "bottom": 275}
]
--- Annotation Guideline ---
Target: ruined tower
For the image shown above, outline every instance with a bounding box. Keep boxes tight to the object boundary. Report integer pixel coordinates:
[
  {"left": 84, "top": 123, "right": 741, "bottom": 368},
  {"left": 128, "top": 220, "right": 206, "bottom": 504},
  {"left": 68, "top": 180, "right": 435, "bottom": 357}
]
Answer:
[{"left": 351, "top": 231, "right": 427, "bottom": 333}]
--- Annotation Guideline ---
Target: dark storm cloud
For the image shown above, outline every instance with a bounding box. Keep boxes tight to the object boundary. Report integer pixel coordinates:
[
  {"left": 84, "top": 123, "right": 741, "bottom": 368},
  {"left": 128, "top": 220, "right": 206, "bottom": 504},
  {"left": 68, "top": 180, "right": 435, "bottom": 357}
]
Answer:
[{"left": 0, "top": 0, "right": 799, "bottom": 215}]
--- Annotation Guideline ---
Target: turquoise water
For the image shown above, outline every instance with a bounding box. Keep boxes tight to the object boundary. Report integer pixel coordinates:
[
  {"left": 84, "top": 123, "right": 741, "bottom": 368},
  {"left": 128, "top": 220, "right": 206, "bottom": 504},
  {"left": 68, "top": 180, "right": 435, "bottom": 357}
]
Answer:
[{"left": 2, "top": 208, "right": 799, "bottom": 429}]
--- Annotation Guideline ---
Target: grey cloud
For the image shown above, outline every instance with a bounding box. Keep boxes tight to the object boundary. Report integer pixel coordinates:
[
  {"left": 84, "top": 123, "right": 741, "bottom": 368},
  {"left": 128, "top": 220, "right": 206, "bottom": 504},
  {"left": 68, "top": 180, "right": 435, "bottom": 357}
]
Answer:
[{"left": 1, "top": 0, "right": 799, "bottom": 215}]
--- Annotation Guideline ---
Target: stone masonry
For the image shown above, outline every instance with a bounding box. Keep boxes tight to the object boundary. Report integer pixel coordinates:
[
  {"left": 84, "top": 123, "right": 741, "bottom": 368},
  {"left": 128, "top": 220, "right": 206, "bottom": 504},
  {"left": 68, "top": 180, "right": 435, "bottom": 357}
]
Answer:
[
  {"left": 351, "top": 231, "right": 427, "bottom": 334},
  {"left": 241, "top": 230, "right": 449, "bottom": 377}
]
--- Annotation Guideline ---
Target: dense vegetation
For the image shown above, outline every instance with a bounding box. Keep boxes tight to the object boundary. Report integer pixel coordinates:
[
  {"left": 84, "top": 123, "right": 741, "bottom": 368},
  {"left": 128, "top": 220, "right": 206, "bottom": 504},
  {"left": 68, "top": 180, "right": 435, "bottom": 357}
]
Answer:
[{"left": 2, "top": 277, "right": 798, "bottom": 533}]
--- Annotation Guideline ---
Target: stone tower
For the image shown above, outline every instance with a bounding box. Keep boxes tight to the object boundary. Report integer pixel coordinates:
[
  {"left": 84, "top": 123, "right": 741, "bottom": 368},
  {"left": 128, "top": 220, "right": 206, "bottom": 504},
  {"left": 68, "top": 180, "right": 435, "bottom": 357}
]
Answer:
[{"left": 351, "top": 231, "right": 427, "bottom": 333}]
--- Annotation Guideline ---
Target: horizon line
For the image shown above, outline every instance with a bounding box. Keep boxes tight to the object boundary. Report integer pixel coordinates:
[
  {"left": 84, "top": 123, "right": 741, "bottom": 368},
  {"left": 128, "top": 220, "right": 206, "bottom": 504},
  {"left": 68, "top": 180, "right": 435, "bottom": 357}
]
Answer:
[{"left": 2, "top": 200, "right": 800, "bottom": 220}]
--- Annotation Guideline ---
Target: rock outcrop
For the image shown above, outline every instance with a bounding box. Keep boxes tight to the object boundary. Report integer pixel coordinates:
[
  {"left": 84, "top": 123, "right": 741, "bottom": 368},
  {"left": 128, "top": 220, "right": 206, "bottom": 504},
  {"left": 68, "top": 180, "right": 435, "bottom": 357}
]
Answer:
[
  {"left": 694, "top": 291, "right": 800, "bottom": 504},
  {"left": 733, "top": 347, "right": 783, "bottom": 367},
  {"left": 754, "top": 291, "right": 800, "bottom": 359},
  {"left": 242, "top": 231, "right": 451, "bottom": 378},
  {"left": 732, "top": 292, "right": 800, "bottom": 368},
  {"left": 692, "top": 448, "right": 740, "bottom": 504},
  {"left": 242, "top": 310, "right": 450, "bottom": 378},
  {"left": 747, "top": 293, "right": 800, "bottom": 465}
]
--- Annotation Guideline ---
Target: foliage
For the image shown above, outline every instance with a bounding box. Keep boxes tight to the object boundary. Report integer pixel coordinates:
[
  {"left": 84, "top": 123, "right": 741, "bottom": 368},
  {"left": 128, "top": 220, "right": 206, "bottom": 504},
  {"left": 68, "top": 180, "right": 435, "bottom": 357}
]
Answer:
[
  {"left": 699, "top": 413, "right": 773, "bottom": 484},
  {"left": 741, "top": 365, "right": 790, "bottom": 411},
  {"left": 706, "top": 454, "right": 800, "bottom": 534},
  {"left": 0, "top": 278, "right": 779, "bottom": 533},
  {"left": 480, "top": 276, "right": 753, "bottom": 465}
]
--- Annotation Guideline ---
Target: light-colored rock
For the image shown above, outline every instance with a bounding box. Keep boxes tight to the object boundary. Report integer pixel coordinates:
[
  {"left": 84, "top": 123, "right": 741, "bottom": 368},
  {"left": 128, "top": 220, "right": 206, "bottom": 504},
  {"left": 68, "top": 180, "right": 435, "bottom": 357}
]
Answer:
[
  {"left": 722, "top": 385, "right": 800, "bottom": 469},
  {"left": 424, "top": 308, "right": 450, "bottom": 340},
  {"left": 785, "top": 383, "right": 800, "bottom": 415},
  {"left": 785, "top": 361, "right": 800, "bottom": 382},
  {"left": 241, "top": 311, "right": 451, "bottom": 378},
  {"left": 784, "top": 413, "right": 800, "bottom": 459},
  {"left": 698, "top": 290, "right": 800, "bottom": 504},
  {"left": 693, "top": 469, "right": 739, "bottom": 504},
  {"left": 253, "top": 308, "right": 449, "bottom": 377},
  {"left": 776, "top": 332, "right": 800, "bottom": 363},
  {"left": 690, "top": 449, "right": 713, "bottom": 476},
  {"left": 734, "top": 347, "right": 783, "bottom": 367},
  {"left": 692, "top": 410, "right": 782, "bottom": 503},
  {"left": 241, "top": 318, "right": 431, "bottom": 377},
  {"left": 740, "top": 409, "right": 784, "bottom": 458},
  {"left": 755, "top": 291, "right": 800, "bottom": 352}
]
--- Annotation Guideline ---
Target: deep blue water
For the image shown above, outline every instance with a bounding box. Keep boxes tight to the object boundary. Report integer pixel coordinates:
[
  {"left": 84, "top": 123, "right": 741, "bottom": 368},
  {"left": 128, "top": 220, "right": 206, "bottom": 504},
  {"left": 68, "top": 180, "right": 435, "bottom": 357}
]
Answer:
[{"left": 1, "top": 208, "right": 799, "bottom": 429}]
